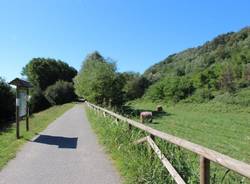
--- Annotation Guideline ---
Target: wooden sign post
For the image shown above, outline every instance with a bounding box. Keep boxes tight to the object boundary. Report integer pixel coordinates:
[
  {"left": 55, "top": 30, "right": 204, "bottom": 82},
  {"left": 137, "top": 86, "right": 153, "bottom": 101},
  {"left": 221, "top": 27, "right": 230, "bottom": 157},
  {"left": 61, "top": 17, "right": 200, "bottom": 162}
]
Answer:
[
  {"left": 16, "top": 88, "right": 20, "bottom": 139},
  {"left": 9, "top": 78, "right": 32, "bottom": 139},
  {"left": 26, "top": 89, "right": 29, "bottom": 131}
]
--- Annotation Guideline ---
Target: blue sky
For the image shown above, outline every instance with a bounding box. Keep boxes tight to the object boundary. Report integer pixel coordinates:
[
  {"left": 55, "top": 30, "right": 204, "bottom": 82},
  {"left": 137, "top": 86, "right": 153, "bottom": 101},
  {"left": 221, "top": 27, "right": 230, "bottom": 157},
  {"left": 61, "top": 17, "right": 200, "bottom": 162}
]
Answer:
[{"left": 1, "top": 0, "right": 250, "bottom": 81}]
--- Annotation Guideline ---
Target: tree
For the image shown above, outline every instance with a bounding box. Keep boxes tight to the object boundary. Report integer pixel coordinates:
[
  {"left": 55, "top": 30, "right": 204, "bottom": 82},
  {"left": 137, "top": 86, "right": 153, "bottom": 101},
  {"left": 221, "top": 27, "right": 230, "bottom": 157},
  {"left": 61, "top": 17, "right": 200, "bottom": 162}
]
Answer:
[
  {"left": 121, "top": 72, "right": 149, "bottom": 101},
  {"left": 22, "top": 58, "right": 77, "bottom": 91},
  {"left": 45, "top": 80, "right": 76, "bottom": 105},
  {"left": 243, "top": 64, "right": 250, "bottom": 81},
  {"left": 145, "top": 80, "right": 165, "bottom": 101},
  {"left": 109, "top": 73, "right": 126, "bottom": 108},
  {"left": 219, "top": 64, "right": 235, "bottom": 92},
  {"left": 0, "top": 77, "right": 15, "bottom": 127},
  {"left": 29, "top": 88, "right": 51, "bottom": 113},
  {"left": 163, "top": 76, "right": 195, "bottom": 102},
  {"left": 74, "top": 51, "right": 122, "bottom": 106}
]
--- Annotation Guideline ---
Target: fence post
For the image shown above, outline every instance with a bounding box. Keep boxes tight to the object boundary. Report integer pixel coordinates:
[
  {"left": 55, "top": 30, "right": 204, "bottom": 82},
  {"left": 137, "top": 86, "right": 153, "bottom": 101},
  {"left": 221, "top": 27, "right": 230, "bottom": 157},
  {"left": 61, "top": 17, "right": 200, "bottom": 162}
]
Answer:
[
  {"left": 148, "top": 134, "right": 155, "bottom": 156},
  {"left": 200, "top": 156, "right": 210, "bottom": 184}
]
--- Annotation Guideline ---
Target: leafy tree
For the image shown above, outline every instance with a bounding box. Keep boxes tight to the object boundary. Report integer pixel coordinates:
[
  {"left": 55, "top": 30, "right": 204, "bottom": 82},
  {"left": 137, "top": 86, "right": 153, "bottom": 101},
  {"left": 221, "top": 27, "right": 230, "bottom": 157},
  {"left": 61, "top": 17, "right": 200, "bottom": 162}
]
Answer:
[
  {"left": 163, "top": 77, "right": 195, "bottom": 102},
  {"left": 146, "top": 76, "right": 195, "bottom": 103},
  {"left": 219, "top": 64, "right": 235, "bottom": 92},
  {"left": 0, "top": 78, "right": 15, "bottom": 127},
  {"left": 121, "top": 72, "right": 149, "bottom": 101},
  {"left": 29, "top": 88, "right": 51, "bottom": 113},
  {"left": 109, "top": 73, "right": 126, "bottom": 108},
  {"left": 22, "top": 58, "right": 77, "bottom": 91},
  {"left": 189, "top": 87, "right": 214, "bottom": 103},
  {"left": 45, "top": 80, "right": 76, "bottom": 105},
  {"left": 176, "top": 67, "right": 185, "bottom": 76},
  {"left": 243, "top": 64, "right": 250, "bottom": 82},
  {"left": 145, "top": 81, "right": 165, "bottom": 101},
  {"left": 74, "top": 51, "right": 121, "bottom": 106}
]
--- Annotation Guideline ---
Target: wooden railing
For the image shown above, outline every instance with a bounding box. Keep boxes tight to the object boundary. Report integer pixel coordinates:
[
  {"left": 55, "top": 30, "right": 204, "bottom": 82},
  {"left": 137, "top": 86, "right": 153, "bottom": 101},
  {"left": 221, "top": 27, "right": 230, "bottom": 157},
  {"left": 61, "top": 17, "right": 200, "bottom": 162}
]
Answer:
[{"left": 85, "top": 101, "right": 250, "bottom": 184}]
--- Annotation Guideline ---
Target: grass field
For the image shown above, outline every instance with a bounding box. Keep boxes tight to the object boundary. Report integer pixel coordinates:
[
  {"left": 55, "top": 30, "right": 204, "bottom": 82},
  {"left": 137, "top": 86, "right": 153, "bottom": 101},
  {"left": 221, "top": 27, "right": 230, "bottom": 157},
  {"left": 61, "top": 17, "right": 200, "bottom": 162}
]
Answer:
[
  {"left": 86, "top": 105, "right": 250, "bottom": 184},
  {"left": 86, "top": 108, "right": 197, "bottom": 184},
  {"left": 0, "top": 103, "right": 75, "bottom": 170},
  {"left": 127, "top": 99, "right": 250, "bottom": 164}
]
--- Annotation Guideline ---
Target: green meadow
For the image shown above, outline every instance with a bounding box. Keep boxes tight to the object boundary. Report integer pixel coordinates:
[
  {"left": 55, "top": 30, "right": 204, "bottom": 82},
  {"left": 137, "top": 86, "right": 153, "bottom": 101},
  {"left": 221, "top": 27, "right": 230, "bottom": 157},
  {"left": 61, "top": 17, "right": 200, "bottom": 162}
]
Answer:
[
  {"left": 86, "top": 104, "right": 250, "bottom": 184},
  {"left": 127, "top": 100, "right": 250, "bottom": 164}
]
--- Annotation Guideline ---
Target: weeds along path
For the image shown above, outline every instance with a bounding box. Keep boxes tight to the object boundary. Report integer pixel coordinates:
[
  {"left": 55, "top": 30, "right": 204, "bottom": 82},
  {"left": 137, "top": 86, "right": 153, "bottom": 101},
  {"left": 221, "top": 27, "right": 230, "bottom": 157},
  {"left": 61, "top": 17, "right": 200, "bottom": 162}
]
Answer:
[{"left": 0, "top": 104, "right": 121, "bottom": 184}]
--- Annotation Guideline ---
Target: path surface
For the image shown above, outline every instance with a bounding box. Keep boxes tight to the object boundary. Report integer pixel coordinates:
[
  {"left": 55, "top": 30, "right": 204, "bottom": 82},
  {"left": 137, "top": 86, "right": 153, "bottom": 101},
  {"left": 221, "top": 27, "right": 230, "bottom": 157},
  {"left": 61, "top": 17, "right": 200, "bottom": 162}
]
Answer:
[{"left": 0, "top": 104, "right": 121, "bottom": 184}]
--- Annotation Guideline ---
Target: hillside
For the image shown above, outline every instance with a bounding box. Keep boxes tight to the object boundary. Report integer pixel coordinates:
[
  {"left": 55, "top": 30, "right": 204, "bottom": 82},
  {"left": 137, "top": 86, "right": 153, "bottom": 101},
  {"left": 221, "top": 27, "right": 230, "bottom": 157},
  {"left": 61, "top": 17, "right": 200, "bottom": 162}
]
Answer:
[
  {"left": 143, "top": 27, "right": 250, "bottom": 104},
  {"left": 144, "top": 27, "right": 250, "bottom": 82}
]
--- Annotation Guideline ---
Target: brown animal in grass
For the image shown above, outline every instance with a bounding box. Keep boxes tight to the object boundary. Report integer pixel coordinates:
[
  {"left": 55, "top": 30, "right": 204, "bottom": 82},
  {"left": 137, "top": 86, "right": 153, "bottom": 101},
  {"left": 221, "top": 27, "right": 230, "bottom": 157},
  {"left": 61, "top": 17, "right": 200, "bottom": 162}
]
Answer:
[
  {"left": 156, "top": 105, "right": 163, "bottom": 112},
  {"left": 140, "top": 111, "right": 153, "bottom": 123}
]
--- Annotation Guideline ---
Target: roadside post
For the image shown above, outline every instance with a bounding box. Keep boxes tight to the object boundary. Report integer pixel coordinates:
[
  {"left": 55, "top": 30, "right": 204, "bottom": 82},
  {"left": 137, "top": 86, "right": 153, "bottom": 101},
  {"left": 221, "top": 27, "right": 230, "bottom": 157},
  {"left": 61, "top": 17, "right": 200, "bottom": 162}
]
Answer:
[{"left": 9, "top": 78, "right": 32, "bottom": 139}]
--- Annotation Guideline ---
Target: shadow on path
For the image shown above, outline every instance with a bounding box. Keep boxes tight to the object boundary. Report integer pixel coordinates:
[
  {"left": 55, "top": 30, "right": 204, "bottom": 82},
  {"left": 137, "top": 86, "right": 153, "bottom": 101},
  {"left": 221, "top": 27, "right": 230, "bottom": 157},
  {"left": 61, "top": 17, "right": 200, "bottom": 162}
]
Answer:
[{"left": 33, "top": 134, "right": 78, "bottom": 149}]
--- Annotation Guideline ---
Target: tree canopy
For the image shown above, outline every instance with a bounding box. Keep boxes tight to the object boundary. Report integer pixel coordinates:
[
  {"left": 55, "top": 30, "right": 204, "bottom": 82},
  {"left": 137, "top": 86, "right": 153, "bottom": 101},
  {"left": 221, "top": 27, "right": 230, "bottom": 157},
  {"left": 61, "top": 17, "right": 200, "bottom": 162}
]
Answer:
[
  {"left": 74, "top": 51, "right": 119, "bottom": 106},
  {"left": 22, "top": 58, "right": 77, "bottom": 90},
  {"left": 45, "top": 80, "right": 77, "bottom": 105}
]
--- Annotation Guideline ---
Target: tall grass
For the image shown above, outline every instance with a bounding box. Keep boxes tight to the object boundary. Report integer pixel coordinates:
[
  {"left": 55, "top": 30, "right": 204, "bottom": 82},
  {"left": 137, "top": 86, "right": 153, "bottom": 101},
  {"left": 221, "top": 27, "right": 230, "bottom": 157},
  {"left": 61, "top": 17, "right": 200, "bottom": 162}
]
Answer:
[
  {"left": 86, "top": 107, "right": 249, "bottom": 184},
  {"left": 87, "top": 109, "right": 249, "bottom": 184}
]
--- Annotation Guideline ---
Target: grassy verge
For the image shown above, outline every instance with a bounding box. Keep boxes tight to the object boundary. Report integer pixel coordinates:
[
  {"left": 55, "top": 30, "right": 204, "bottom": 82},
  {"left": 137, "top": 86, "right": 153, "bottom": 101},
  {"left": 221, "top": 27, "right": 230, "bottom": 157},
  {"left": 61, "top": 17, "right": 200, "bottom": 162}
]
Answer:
[
  {"left": 127, "top": 99, "right": 250, "bottom": 164},
  {"left": 0, "top": 103, "right": 75, "bottom": 170},
  {"left": 86, "top": 107, "right": 249, "bottom": 184}
]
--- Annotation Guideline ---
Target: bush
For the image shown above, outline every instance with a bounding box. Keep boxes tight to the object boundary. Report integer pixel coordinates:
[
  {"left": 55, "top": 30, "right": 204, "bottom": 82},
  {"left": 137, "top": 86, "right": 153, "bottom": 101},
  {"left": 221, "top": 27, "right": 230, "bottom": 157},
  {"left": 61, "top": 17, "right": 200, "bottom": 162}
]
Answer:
[
  {"left": 145, "top": 81, "right": 165, "bottom": 101},
  {"left": 213, "top": 88, "right": 250, "bottom": 106},
  {"left": 166, "top": 77, "right": 195, "bottom": 102},
  {"left": 146, "top": 76, "right": 195, "bottom": 103},
  {"left": 0, "top": 78, "right": 15, "bottom": 127},
  {"left": 30, "top": 88, "right": 51, "bottom": 113},
  {"left": 45, "top": 80, "right": 76, "bottom": 105},
  {"left": 188, "top": 88, "right": 214, "bottom": 103}
]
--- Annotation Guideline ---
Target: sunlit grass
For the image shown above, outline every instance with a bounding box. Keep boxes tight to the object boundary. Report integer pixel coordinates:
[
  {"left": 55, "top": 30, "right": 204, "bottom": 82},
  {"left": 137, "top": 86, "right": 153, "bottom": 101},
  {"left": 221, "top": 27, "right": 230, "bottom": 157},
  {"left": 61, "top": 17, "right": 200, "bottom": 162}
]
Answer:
[
  {"left": 128, "top": 99, "right": 250, "bottom": 163},
  {"left": 86, "top": 103, "right": 250, "bottom": 183}
]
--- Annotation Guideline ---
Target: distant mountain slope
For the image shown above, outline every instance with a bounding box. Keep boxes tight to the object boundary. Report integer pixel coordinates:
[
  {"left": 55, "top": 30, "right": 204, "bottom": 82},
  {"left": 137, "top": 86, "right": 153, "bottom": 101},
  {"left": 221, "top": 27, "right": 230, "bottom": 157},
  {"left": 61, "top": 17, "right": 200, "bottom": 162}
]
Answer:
[{"left": 144, "top": 27, "right": 250, "bottom": 83}]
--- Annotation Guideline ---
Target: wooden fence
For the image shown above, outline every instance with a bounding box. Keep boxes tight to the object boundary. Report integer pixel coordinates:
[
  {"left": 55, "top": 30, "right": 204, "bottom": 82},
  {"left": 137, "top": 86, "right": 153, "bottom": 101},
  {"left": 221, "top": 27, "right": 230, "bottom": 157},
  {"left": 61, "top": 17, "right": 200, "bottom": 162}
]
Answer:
[{"left": 86, "top": 101, "right": 250, "bottom": 184}]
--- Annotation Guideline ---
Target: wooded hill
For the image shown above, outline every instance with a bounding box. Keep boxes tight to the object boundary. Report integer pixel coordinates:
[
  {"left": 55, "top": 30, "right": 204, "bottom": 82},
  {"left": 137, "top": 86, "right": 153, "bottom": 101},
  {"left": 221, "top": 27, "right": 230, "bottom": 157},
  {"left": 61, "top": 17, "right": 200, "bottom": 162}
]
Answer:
[{"left": 143, "top": 27, "right": 250, "bottom": 104}]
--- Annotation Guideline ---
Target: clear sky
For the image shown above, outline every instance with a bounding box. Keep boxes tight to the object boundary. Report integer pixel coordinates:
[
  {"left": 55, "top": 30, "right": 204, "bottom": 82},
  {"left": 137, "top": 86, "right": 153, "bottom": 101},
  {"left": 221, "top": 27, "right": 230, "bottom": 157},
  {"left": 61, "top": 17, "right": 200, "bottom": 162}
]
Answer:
[{"left": 1, "top": 0, "right": 250, "bottom": 81}]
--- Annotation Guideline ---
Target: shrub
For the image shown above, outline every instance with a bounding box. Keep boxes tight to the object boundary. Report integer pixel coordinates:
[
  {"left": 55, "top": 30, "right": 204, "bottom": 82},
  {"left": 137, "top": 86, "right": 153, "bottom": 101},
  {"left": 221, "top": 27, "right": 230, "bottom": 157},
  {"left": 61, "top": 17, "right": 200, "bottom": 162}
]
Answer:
[
  {"left": 0, "top": 78, "right": 15, "bottom": 127},
  {"left": 30, "top": 88, "right": 51, "bottom": 113},
  {"left": 165, "top": 77, "right": 195, "bottom": 102},
  {"left": 146, "top": 76, "right": 195, "bottom": 103},
  {"left": 214, "top": 88, "right": 250, "bottom": 106},
  {"left": 45, "top": 80, "right": 76, "bottom": 105},
  {"left": 188, "top": 88, "right": 214, "bottom": 103},
  {"left": 145, "top": 81, "right": 165, "bottom": 101}
]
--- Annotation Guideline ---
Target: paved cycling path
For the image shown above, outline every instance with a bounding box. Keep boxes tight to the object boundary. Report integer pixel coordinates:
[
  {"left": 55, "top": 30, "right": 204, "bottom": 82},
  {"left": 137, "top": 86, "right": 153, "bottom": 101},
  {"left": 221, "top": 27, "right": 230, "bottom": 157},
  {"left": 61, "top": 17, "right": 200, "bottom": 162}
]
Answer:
[{"left": 0, "top": 104, "right": 121, "bottom": 184}]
